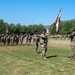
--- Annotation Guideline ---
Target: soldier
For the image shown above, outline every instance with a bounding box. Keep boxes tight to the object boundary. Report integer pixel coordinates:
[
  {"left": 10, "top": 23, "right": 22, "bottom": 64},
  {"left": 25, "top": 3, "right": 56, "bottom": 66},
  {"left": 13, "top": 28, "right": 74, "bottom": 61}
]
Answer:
[
  {"left": 70, "top": 30, "right": 75, "bottom": 61},
  {"left": 32, "top": 34, "right": 35, "bottom": 45},
  {"left": 7, "top": 35, "right": 10, "bottom": 45},
  {"left": 10, "top": 33, "right": 14, "bottom": 45},
  {"left": 16, "top": 34, "right": 19, "bottom": 45},
  {"left": 34, "top": 34, "right": 40, "bottom": 54},
  {"left": 3, "top": 35, "right": 7, "bottom": 45},
  {"left": 40, "top": 30, "right": 48, "bottom": 59},
  {"left": 28, "top": 34, "right": 32, "bottom": 45},
  {"left": 25, "top": 34, "right": 28, "bottom": 45},
  {"left": 19, "top": 34, "right": 23, "bottom": 45},
  {"left": 13, "top": 34, "right": 19, "bottom": 45}
]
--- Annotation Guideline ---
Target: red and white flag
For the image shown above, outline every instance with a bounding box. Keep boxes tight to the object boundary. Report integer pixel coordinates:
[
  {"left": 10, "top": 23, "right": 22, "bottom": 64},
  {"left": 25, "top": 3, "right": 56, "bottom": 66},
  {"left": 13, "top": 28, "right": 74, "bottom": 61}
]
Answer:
[{"left": 54, "top": 8, "right": 62, "bottom": 34}]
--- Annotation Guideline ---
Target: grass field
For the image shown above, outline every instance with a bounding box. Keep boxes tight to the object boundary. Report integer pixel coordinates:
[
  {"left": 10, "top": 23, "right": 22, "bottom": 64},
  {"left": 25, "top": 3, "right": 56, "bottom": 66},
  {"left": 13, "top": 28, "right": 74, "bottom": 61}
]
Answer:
[{"left": 0, "top": 39, "right": 75, "bottom": 75}]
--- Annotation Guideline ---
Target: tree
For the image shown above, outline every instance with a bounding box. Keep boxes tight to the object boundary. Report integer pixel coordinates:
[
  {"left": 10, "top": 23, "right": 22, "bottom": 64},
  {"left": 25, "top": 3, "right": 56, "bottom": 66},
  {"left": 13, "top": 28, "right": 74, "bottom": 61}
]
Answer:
[{"left": 0, "top": 19, "right": 5, "bottom": 33}]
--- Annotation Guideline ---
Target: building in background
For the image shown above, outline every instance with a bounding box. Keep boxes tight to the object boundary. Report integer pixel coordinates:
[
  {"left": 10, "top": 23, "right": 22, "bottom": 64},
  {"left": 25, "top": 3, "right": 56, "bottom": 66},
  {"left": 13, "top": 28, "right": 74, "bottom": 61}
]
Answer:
[{"left": 44, "top": 25, "right": 50, "bottom": 35}]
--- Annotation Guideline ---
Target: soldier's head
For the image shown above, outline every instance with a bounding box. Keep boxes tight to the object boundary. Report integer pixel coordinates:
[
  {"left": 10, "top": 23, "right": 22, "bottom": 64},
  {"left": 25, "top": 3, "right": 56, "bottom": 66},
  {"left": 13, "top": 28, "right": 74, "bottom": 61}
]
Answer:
[{"left": 42, "top": 29, "right": 46, "bottom": 34}]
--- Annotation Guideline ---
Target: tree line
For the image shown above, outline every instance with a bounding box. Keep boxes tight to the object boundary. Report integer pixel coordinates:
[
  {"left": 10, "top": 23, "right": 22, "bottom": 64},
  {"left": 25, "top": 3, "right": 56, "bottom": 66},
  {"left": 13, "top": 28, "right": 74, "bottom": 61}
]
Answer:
[
  {"left": 0, "top": 19, "right": 45, "bottom": 34},
  {"left": 0, "top": 19, "right": 75, "bottom": 35},
  {"left": 49, "top": 19, "right": 75, "bottom": 35}
]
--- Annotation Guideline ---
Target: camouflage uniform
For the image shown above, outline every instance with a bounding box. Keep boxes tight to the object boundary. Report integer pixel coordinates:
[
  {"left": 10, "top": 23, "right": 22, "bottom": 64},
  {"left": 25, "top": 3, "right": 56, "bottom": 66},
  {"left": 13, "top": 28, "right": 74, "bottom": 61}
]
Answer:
[
  {"left": 25, "top": 35, "right": 28, "bottom": 45},
  {"left": 3, "top": 35, "right": 7, "bottom": 45},
  {"left": 40, "top": 31, "right": 48, "bottom": 59},
  {"left": 7, "top": 35, "right": 10, "bottom": 45},
  {"left": 16, "top": 34, "right": 19, "bottom": 45},
  {"left": 28, "top": 35, "right": 32, "bottom": 45},
  {"left": 19, "top": 34, "right": 23, "bottom": 45},
  {"left": 10, "top": 35, "right": 14, "bottom": 45},
  {"left": 70, "top": 32, "right": 75, "bottom": 61},
  {"left": 34, "top": 35, "right": 40, "bottom": 53},
  {"left": 32, "top": 35, "right": 35, "bottom": 45}
]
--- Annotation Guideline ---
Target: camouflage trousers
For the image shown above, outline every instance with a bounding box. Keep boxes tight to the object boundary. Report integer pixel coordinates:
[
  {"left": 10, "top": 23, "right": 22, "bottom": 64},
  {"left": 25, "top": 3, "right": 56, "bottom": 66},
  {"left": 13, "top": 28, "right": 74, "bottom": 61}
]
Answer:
[
  {"left": 70, "top": 42, "right": 75, "bottom": 60},
  {"left": 35, "top": 43, "right": 39, "bottom": 51},
  {"left": 26, "top": 39, "right": 28, "bottom": 45},
  {"left": 41, "top": 43, "right": 47, "bottom": 57}
]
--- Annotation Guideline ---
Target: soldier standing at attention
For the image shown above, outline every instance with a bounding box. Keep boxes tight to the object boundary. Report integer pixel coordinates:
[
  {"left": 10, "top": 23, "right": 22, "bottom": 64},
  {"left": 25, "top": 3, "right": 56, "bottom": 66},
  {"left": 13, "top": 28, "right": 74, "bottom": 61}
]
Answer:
[
  {"left": 25, "top": 34, "right": 28, "bottom": 45},
  {"left": 34, "top": 34, "right": 40, "bottom": 54},
  {"left": 40, "top": 30, "right": 48, "bottom": 59},
  {"left": 28, "top": 34, "right": 32, "bottom": 45},
  {"left": 19, "top": 34, "right": 23, "bottom": 45},
  {"left": 32, "top": 34, "right": 35, "bottom": 45},
  {"left": 70, "top": 30, "right": 75, "bottom": 61}
]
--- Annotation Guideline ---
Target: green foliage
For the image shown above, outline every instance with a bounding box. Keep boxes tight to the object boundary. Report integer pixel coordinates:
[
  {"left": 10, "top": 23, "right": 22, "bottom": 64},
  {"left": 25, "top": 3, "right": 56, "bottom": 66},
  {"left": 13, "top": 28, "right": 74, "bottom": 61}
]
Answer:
[
  {"left": 0, "top": 19, "right": 6, "bottom": 33},
  {"left": 1, "top": 18, "right": 75, "bottom": 35},
  {"left": 49, "top": 24, "right": 56, "bottom": 35},
  {"left": 49, "top": 19, "right": 75, "bottom": 35},
  {"left": 0, "top": 19, "right": 45, "bottom": 34}
]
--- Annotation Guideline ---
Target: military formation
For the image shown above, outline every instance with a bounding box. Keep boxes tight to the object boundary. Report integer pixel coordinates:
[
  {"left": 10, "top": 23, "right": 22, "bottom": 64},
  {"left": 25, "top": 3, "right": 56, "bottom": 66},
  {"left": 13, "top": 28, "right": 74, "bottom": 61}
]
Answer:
[
  {"left": 1, "top": 29, "right": 75, "bottom": 60},
  {"left": 0, "top": 30, "right": 48, "bottom": 59},
  {"left": 0, "top": 33, "right": 39, "bottom": 46}
]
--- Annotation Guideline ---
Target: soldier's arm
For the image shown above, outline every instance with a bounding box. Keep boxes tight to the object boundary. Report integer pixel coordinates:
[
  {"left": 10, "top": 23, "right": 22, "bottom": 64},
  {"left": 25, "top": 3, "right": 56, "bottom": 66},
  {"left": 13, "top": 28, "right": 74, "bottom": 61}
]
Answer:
[
  {"left": 40, "top": 34, "right": 45, "bottom": 40},
  {"left": 46, "top": 36, "right": 48, "bottom": 42}
]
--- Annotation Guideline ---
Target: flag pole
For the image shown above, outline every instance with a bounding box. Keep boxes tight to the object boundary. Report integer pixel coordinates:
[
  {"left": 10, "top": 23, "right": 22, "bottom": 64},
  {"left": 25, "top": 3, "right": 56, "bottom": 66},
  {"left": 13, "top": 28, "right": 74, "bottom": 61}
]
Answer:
[
  {"left": 49, "top": 8, "right": 62, "bottom": 35},
  {"left": 49, "top": 25, "right": 54, "bottom": 35}
]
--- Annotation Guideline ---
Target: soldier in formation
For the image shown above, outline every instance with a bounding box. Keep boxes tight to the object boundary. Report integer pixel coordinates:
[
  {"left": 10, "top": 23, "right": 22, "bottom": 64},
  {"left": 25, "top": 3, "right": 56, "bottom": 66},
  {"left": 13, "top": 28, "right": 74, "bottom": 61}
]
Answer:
[
  {"left": 70, "top": 30, "right": 75, "bottom": 61},
  {"left": 0, "top": 33, "right": 35, "bottom": 46},
  {"left": 34, "top": 34, "right": 40, "bottom": 54}
]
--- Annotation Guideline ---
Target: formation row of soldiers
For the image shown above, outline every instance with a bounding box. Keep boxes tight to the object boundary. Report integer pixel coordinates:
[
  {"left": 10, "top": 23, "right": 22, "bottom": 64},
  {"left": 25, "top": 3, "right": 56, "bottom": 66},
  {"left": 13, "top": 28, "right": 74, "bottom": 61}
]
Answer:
[
  {"left": 0, "top": 30, "right": 48, "bottom": 59},
  {"left": 0, "top": 33, "right": 36, "bottom": 45},
  {"left": 1, "top": 30, "right": 75, "bottom": 60}
]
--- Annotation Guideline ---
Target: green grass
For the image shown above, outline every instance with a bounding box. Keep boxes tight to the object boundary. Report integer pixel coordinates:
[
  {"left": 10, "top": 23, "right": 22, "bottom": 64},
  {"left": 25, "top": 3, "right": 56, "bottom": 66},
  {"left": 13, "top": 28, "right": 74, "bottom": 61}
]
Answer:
[{"left": 0, "top": 39, "right": 75, "bottom": 75}]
